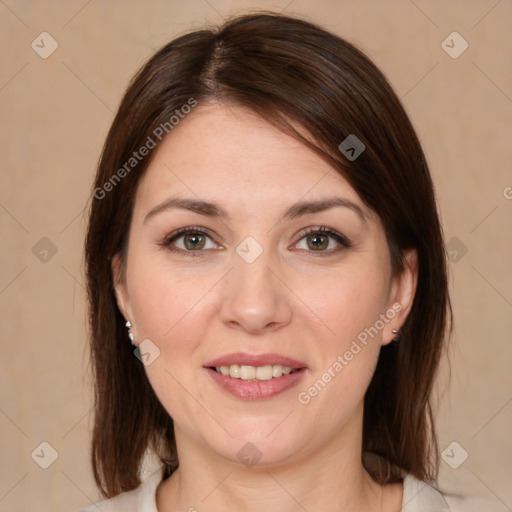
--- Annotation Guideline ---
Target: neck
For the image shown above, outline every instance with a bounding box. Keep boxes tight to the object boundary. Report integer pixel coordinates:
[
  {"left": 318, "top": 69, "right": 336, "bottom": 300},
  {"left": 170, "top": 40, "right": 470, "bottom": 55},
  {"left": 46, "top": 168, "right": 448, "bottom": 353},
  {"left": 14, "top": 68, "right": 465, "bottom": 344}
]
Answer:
[{"left": 156, "top": 410, "right": 398, "bottom": 511}]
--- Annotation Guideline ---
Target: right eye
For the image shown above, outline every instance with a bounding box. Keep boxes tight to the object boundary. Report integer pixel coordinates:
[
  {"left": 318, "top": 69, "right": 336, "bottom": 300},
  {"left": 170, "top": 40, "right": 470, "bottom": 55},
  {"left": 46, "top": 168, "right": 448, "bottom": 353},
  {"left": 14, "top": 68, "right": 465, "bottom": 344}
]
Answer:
[{"left": 161, "top": 227, "right": 221, "bottom": 256}]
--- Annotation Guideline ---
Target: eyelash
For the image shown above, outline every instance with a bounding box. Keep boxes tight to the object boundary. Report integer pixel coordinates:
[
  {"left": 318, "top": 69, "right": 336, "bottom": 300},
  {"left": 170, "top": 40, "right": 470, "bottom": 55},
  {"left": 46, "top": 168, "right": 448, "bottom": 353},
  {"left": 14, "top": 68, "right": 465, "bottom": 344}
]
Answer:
[{"left": 160, "top": 225, "right": 352, "bottom": 258}]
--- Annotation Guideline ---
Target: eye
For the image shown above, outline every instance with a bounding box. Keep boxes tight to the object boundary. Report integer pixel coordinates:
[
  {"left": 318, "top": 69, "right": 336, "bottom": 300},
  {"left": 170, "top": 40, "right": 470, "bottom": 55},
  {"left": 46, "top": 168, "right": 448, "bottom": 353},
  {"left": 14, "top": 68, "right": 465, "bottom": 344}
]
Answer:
[
  {"left": 160, "top": 225, "right": 351, "bottom": 257},
  {"left": 161, "top": 227, "right": 220, "bottom": 255},
  {"left": 292, "top": 226, "right": 351, "bottom": 255}
]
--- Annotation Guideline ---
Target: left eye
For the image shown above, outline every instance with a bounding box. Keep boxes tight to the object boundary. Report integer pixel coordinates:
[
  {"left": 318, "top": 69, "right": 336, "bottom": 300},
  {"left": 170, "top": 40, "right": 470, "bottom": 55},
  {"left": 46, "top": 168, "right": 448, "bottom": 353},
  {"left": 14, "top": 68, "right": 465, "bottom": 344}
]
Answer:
[{"left": 293, "top": 228, "right": 351, "bottom": 253}]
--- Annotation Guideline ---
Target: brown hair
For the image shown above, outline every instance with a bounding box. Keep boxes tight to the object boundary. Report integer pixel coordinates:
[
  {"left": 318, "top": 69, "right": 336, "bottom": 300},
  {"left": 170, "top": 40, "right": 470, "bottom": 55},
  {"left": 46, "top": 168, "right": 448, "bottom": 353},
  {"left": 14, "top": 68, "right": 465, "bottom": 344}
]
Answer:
[{"left": 85, "top": 11, "right": 451, "bottom": 498}]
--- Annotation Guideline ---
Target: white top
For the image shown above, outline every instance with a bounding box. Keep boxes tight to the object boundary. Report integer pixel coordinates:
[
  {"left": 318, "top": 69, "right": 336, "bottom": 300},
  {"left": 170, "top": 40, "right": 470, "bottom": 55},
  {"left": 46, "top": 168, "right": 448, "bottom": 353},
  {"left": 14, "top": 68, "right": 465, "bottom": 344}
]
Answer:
[{"left": 76, "top": 465, "right": 456, "bottom": 512}]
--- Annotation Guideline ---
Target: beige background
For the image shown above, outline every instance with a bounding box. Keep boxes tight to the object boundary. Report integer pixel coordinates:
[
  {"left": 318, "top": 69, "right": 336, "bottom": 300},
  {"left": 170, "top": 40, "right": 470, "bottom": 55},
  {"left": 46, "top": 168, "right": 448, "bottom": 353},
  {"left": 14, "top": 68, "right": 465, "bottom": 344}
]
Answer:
[{"left": 0, "top": 1, "right": 511, "bottom": 511}]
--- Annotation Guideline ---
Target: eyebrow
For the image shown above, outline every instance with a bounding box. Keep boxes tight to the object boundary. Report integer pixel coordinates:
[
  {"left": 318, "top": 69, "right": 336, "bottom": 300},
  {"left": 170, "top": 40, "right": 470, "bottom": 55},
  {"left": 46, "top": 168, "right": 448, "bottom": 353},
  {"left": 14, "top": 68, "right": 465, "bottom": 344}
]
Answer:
[{"left": 143, "top": 196, "right": 367, "bottom": 224}]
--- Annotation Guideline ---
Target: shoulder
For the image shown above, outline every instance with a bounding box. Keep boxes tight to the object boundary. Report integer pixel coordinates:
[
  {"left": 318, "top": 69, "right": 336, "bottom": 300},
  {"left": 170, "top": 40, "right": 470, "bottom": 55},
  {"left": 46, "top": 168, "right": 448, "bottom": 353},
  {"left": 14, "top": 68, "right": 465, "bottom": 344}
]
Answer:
[
  {"left": 402, "top": 473, "right": 453, "bottom": 511},
  {"left": 435, "top": 468, "right": 508, "bottom": 512},
  {"left": 402, "top": 472, "right": 505, "bottom": 512},
  {"left": 74, "top": 467, "right": 163, "bottom": 512}
]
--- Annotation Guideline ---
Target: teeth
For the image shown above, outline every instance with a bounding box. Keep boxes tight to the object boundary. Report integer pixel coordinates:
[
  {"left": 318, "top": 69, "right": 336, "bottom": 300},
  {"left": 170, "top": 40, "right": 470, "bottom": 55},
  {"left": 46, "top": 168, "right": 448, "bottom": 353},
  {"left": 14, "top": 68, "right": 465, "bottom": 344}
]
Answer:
[
  {"left": 240, "top": 365, "right": 256, "bottom": 380},
  {"left": 272, "top": 364, "right": 283, "bottom": 377},
  {"left": 256, "top": 365, "right": 273, "bottom": 380},
  {"left": 215, "top": 364, "right": 296, "bottom": 380},
  {"left": 229, "top": 365, "right": 241, "bottom": 378}
]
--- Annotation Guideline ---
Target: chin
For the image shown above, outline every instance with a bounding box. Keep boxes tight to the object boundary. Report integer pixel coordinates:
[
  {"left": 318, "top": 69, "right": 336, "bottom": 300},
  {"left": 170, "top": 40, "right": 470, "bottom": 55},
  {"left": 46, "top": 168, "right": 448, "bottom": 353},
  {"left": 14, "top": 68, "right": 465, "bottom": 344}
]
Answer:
[{"left": 196, "top": 415, "right": 312, "bottom": 468}]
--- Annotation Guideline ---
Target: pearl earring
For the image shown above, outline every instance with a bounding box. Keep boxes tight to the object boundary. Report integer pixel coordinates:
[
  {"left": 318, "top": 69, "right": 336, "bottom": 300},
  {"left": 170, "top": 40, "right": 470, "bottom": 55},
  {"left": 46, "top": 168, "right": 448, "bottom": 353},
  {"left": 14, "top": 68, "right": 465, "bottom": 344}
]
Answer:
[{"left": 125, "top": 320, "right": 135, "bottom": 344}]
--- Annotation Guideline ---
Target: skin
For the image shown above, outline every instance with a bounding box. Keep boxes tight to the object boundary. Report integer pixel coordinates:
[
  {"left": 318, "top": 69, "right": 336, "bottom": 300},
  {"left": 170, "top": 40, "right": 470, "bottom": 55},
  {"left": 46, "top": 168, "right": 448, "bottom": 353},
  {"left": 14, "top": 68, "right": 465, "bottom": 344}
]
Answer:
[{"left": 112, "top": 102, "right": 418, "bottom": 512}]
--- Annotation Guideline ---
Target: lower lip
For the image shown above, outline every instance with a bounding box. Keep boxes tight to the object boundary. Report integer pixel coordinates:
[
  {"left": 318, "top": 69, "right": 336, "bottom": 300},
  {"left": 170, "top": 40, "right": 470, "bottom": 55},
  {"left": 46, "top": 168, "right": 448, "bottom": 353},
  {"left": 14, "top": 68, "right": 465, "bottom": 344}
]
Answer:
[{"left": 205, "top": 367, "right": 307, "bottom": 400}]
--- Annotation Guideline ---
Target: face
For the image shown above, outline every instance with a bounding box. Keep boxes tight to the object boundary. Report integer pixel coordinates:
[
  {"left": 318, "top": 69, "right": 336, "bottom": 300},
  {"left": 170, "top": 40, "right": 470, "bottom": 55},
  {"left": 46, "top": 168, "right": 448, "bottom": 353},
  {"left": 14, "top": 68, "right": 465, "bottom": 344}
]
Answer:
[{"left": 113, "top": 102, "right": 417, "bottom": 468}]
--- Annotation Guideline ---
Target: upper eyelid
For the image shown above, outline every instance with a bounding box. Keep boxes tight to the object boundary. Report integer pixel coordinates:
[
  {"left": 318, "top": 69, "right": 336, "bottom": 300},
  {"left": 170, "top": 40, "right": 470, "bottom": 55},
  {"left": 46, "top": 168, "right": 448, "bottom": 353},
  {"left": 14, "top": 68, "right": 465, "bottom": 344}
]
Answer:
[
  {"left": 163, "top": 227, "right": 219, "bottom": 246},
  {"left": 293, "top": 227, "right": 351, "bottom": 249}
]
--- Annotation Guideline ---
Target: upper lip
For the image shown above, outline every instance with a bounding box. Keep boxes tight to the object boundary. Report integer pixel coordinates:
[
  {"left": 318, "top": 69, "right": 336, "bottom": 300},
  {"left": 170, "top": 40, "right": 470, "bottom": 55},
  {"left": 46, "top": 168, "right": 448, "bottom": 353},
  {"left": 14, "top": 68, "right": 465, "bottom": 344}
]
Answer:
[{"left": 204, "top": 352, "right": 307, "bottom": 369}]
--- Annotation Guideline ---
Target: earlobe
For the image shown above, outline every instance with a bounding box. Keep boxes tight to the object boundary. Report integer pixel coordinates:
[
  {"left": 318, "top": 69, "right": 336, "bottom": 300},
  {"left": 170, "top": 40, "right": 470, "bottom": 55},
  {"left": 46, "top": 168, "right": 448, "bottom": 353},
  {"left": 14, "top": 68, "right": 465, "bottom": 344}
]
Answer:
[{"left": 383, "top": 248, "right": 418, "bottom": 345}]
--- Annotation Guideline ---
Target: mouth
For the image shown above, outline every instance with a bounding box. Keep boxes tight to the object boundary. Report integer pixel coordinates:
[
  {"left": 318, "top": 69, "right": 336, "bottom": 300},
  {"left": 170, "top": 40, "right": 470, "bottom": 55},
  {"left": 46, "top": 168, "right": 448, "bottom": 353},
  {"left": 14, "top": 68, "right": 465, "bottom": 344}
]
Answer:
[
  {"left": 208, "top": 364, "right": 302, "bottom": 380},
  {"left": 203, "top": 353, "right": 308, "bottom": 400}
]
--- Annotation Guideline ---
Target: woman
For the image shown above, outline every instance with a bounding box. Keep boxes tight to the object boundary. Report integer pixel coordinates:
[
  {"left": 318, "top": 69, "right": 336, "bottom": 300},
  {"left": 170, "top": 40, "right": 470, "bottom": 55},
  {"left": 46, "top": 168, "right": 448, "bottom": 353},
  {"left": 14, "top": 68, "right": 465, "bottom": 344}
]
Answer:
[{"left": 80, "top": 12, "right": 454, "bottom": 511}]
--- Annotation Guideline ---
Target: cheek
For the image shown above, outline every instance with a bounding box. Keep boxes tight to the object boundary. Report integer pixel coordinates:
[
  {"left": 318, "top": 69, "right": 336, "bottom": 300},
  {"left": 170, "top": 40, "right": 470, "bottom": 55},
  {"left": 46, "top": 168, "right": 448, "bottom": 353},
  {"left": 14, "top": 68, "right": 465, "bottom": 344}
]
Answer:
[
  {"left": 126, "top": 260, "right": 216, "bottom": 426},
  {"left": 127, "top": 252, "right": 219, "bottom": 343},
  {"left": 292, "top": 263, "right": 389, "bottom": 414},
  {"left": 298, "top": 263, "right": 391, "bottom": 354}
]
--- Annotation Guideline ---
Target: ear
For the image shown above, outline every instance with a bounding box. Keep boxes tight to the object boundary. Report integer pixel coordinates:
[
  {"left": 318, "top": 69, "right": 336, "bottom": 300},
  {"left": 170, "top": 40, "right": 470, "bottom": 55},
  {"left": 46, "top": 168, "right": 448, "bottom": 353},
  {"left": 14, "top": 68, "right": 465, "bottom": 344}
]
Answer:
[
  {"left": 111, "top": 252, "right": 132, "bottom": 322},
  {"left": 382, "top": 248, "right": 418, "bottom": 346}
]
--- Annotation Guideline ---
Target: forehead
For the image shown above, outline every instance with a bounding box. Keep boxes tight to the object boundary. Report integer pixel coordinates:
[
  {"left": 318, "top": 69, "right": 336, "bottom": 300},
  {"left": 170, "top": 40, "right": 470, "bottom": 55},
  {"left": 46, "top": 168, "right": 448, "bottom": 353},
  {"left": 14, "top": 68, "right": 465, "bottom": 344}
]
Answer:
[{"left": 133, "top": 102, "right": 372, "bottom": 220}]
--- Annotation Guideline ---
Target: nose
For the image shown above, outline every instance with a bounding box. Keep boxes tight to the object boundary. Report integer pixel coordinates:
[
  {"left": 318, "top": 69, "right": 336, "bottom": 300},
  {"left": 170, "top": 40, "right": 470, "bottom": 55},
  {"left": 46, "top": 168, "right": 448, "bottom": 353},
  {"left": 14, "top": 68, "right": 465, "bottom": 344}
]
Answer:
[{"left": 219, "top": 249, "right": 293, "bottom": 334}]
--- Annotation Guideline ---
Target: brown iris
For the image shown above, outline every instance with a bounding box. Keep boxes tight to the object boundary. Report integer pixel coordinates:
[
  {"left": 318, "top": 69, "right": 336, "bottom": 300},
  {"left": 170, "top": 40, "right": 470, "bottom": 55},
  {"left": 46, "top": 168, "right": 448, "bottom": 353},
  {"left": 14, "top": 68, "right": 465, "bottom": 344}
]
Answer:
[
  {"left": 307, "top": 233, "right": 329, "bottom": 250},
  {"left": 183, "top": 233, "right": 206, "bottom": 250}
]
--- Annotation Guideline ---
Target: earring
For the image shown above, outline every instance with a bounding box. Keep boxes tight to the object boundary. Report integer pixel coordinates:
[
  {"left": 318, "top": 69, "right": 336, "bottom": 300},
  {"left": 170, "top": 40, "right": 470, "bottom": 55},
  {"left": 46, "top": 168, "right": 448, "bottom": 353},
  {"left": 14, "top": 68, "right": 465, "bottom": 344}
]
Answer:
[
  {"left": 392, "top": 328, "right": 400, "bottom": 341},
  {"left": 125, "top": 320, "right": 135, "bottom": 345}
]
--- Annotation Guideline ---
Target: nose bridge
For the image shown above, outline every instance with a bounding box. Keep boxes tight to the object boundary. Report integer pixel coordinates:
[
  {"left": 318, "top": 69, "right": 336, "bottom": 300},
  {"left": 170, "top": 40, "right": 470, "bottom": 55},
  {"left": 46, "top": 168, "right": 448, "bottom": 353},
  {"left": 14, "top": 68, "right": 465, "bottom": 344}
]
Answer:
[
  {"left": 234, "top": 248, "right": 274, "bottom": 294},
  {"left": 219, "top": 239, "right": 292, "bottom": 332}
]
